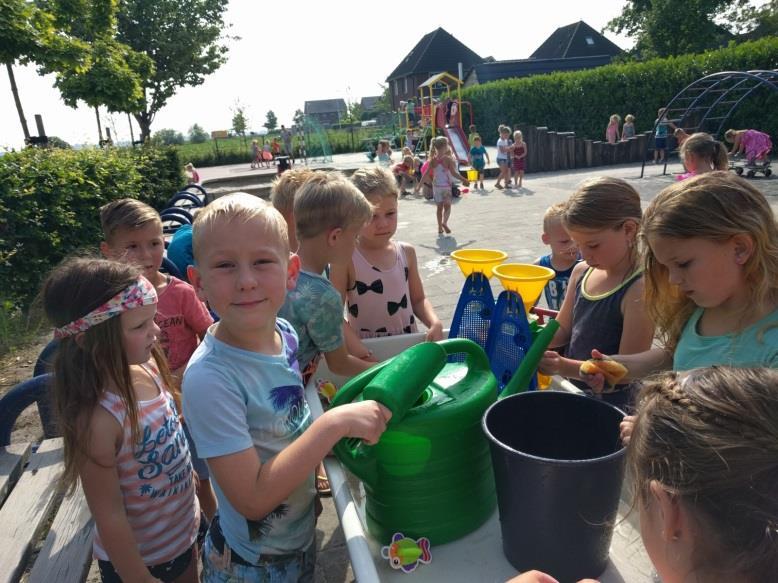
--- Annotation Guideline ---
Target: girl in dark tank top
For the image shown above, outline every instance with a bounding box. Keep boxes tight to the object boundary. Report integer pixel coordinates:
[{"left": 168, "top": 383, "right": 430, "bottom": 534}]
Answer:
[{"left": 539, "top": 177, "right": 655, "bottom": 410}]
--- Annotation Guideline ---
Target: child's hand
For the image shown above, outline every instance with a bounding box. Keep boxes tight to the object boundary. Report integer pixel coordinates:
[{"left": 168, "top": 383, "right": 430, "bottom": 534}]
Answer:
[
  {"left": 620, "top": 415, "right": 636, "bottom": 445},
  {"left": 425, "top": 321, "right": 444, "bottom": 342},
  {"left": 578, "top": 349, "right": 608, "bottom": 394},
  {"left": 334, "top": 400, "right": 392, "bottom": 445},
  {"left": 505, "top": 571, "right": 560, "bottom": 583},
  {"left": 539, "top": 350, "right": 562, "bottom": 376}
]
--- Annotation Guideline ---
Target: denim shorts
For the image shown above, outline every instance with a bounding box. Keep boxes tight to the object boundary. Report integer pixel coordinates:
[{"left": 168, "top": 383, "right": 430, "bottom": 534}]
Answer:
[{"left": 202, "top": 517, "right": 316, "bottom": 583}]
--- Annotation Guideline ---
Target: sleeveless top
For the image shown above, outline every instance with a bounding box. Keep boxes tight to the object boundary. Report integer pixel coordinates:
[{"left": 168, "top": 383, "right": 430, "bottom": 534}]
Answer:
[
  {"left": 347, "top": 242, "right": 418, "bottom": 338},
  {"left": 567, "top": 268, "right": 643, "bottom": 393},
  {"left": 93, "top": 364, "right": 199, "bottom": 565},
  {"left": 432, "top": 160, "right": 451, "bottom": 188}
]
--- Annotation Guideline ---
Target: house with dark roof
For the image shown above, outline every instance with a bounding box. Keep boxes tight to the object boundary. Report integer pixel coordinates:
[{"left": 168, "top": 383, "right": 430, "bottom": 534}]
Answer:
[
  {"left": 304, "top": 99, "right": 347, "bottom": 128},
  {"left": 464, "top": 21, "right": 623, "bottom": 87},
  {"left": 360, "top": 95, "right": 381, "bottom": 113},
  {"left": 386, "top": 28, "right": 484, "bottom": 110}
]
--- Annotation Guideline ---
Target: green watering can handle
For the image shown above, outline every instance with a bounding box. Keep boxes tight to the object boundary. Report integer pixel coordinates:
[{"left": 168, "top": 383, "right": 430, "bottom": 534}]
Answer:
[
  {"left": 500, "top": 318, "right": 561, "bottom": 398},
  {"left": 331, "top": 338, "right": 490, "bottom": 485}
]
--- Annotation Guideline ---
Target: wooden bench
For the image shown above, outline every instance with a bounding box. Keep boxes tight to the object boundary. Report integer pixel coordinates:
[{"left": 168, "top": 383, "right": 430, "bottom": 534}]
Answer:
[{"left": 0, "top": 439, "right": 94, "bottom": 583}]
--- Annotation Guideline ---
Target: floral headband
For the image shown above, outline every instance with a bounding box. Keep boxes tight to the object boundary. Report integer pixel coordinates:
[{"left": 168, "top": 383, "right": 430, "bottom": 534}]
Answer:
[{"left": 54, "top": 277, "right": 157, "bottom": 338}]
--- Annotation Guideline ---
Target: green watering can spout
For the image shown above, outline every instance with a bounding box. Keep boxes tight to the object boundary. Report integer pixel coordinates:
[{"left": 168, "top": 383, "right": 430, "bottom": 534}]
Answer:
[{"left": 500, "top": 318, "right": 561, "bottom": 399}]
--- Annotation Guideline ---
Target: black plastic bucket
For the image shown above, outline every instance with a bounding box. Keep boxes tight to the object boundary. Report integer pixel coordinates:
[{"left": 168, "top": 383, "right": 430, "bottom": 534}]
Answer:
[{"left": 482, "top": 391, "right": 626, "bottom": 582}]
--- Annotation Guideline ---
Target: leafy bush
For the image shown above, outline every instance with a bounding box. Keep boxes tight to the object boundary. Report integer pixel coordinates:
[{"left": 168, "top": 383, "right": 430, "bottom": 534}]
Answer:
[
  {"left": 0, "top": 145, "right": 183, "bottom": 310},
  {"left": 463, "top": 38, "right": 778, "bottom": 142},
  {"left": 188, "top": 123, "right": 209, "bottom": 144}
]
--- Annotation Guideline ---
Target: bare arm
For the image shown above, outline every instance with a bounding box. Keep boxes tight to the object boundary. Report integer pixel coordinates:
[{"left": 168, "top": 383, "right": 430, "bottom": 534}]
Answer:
[
  {"left": 617, "top": 278, "right": 655, "bottom": 354},
  {"left": 404, "top": 244, "right": 443, "bottom": 341},
  {"left": 323, "top": 343, "right": 375, "bottom": 376},
  {"left": 206, "top": 401, "right": 390, "bottom": 520},
  {"left": 328, "top": 262, "right": 372, "bottom": 359},
  {"left": 80, "top": 408, "right": 159, "bottom": 583}
]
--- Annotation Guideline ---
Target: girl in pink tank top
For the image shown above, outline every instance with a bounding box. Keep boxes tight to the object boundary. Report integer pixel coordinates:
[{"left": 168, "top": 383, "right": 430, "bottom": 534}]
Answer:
[
  {"left": 332, "top": 167, "right": 445, "bottom": 359},
  {"left": 42, "top": 257, "right": 200, "bottom": 583}
]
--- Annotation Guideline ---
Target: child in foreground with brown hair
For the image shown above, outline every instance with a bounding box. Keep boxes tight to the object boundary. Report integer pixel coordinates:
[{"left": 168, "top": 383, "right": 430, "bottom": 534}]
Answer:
[
  {"left": 43, "top": 257, "right": 200, "bottom": 582},
  {"left": 539, "top": 177, "right": 655, "bottom": 409},
  {"left": 100, "top": 198, "right": 216, "bottom": 519},
  {"left": 331, "top": 167, "right": 444, "bottom": 356},
  {"left": 509, "top": 366, "right": 778, "bottom": 583}
]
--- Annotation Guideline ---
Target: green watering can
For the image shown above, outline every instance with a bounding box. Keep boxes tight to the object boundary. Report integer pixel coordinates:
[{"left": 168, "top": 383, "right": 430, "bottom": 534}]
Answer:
[{"left": 331, "top": 319, "right": 559, "bottom": 545}]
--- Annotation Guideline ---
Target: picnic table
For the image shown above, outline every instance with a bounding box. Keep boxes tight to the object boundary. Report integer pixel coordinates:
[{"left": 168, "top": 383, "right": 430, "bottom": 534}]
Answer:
[{"left": 0, "top": 439, "right": 93, "bottom": 583}]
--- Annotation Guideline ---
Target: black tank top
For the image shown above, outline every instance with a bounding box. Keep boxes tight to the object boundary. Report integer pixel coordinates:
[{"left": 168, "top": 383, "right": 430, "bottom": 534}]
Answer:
[{"left": 567, "top": 268, "right": 642, "bottom": 395}]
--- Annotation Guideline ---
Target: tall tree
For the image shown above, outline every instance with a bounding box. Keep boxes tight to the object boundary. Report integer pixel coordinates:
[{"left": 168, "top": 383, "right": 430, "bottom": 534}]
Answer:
[
  {"left": 39, "top": 0, "right": 150, "bottom": 142},
  {"left": 231, "top": 103, "right": 247, "bottom": 144},
  {"left": 606, "top": 0, "right": 752, "bottom": 58},
  {"left": 188, "top": 123, "right": 208, "bottom": 143},
  {"left": 0, "top": 0, "right": 86, "bottom": 141},
  {"left": 116, "top": 0, "right": 231, "bottom": 142},
  {"left": 264, "top": 110, "right": 277, "bottom": 132}
]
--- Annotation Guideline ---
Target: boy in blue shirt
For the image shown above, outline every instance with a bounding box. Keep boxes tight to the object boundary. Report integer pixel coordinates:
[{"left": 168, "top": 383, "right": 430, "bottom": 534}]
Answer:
[
  {"left": 535, "top": 202, "right": 580, "bottom": 311},
  {"left": 469, "top": 135, "right": 490, "bottom": 190},
  {"left": 183, "top": 193, "right": 390, "bottom": 582}
]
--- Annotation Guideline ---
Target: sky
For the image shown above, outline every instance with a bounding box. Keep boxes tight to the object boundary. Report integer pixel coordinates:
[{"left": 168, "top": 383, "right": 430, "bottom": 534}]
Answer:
[{"left": 0, "top": 1, "right": 636, "bottom": 150}]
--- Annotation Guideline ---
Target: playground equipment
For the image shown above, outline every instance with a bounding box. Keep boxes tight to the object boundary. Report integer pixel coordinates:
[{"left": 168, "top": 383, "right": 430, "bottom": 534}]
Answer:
[
  {"left": 642, "top": 70, "right": 778, "bottom": 178},
  {"left": 398, "top": 72, "right": 474, "bottom": 164},
  {"left": 302, "top": 115, "right": 333, "bottom": 164}
]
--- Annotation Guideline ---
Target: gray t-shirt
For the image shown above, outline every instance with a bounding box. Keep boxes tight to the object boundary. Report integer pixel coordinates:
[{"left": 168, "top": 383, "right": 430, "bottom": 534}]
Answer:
[{"left": 183, "top": 319, "right": 314, "bottom": 559}]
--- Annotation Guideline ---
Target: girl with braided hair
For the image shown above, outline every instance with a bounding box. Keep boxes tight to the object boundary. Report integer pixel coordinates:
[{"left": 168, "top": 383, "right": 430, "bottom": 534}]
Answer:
[{"left": 629, "top": 366, "right": 778, "bottom": 583}]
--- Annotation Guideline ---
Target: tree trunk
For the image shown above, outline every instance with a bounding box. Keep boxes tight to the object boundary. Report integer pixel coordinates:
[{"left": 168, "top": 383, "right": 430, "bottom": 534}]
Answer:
[
  {"left": 127, "top": 113, "right": 135, "bottom": 145},
  {"left": 6, "top": 62, "right": 30, "bottom": 142},
  {"left": 134, "top": 111, "right": 152, "bottom": 143},
  {"left": 94, "top": 106, "right": 103, "bottom": 143}
]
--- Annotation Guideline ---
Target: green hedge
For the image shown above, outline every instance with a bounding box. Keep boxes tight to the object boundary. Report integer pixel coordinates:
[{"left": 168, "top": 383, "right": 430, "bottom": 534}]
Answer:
[
  {"left": 464, "top": 38, "right": 778, "bottom": 143},
  {"left": 0, "top": 146, "right": 183, "bottom": 309}
]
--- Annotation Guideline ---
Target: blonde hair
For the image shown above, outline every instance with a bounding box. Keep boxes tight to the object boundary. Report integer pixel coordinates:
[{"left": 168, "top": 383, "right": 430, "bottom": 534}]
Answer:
[
  {"left": 513, "top": 130, "right": 523, "bottom": 143},
  {"left": 42, "top": 256, "right": 175, "bottom": 492},
  {"left": 185, "top": 163, "right": 194, "bottom": 170},
  {"left": 351, "top": 166, "right": 399, "bottom": 200},
  {"left": 431, "top": 136, "right": 449, "bottom": 153},
  {"left": 641, "top": 172, "right": 778, "bottom": 351},
  {"left": 625, "top": 114, "right": 635, "bottom": 123},
  {"left": 629, "top": 367, "right": 778, "bottom": 582},
  {"left": 100, "top": 198, "right": 161, "bottom": 242},
  {"left": 270, "top": 168, "right": 316, "bottom": 215},
  {"left": 680, "top": 132, "right": 728, "bottom": 171},
  {"left": 609, "top": 114, "right": 621, "bottom": 124},
  {"left": 294, "top": 171, "right": 373, "bottom": 240},
  {"left": 542, "top": 202, "right": 568, "bottom": 232},
  {"left": 724, "top": 129, "right": 740, "bottom": 143},
  {"left": 192, "top": 192, "right": 289, "bottom": 260}
]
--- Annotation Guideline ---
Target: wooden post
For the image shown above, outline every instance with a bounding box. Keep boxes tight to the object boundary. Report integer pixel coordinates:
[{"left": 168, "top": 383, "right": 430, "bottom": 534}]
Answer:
[
  {"left": 536, "top": 127, "right": 548, "bottom": 173},
  {"left": 566, "top": 136, "right": 576, "bottom": 169},
  {"left": 547, "top": 131, "right": 557, "bottom": 172},
  {"left": 585, "top": 140, "right": 593, "bottom": 167}
]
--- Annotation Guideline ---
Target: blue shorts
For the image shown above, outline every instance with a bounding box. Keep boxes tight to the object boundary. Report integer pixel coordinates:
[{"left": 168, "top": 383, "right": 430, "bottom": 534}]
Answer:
[
  {"left": 472, "top": 160, "right": 485, "bottom": 171},
  {"left": 497, "top": 158, "right": 510, "bottom": 167},
  {"left": 183, "top": 422, "right": 209, "bottom": 480},
  {"left": 655, "top": 137, "right": 667, "bottom": 150},
  {"left": 202, "top": 516, "right": 315, "bottom": 583}
]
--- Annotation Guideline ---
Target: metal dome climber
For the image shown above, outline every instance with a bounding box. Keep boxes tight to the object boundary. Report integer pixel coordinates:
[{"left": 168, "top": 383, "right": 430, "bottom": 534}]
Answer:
[{"left": 641, "top": 69, "right": 778, "bottom": 178}]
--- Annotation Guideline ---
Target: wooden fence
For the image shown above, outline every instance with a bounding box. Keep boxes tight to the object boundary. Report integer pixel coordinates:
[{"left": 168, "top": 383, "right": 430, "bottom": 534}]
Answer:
[{"left": 515, "top": 125, "right": 661, "bottom": 174}]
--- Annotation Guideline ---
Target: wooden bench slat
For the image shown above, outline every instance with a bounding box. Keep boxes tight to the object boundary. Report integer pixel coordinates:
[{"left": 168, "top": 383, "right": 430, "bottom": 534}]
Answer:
[
  {"left": 0, "top": 439, "right": 64, "bottom": 583},
  {"left": 0, "top": 443, "right": 32, "bottom": 508},
  {"left": 28, "top": 484, "right": 94, "bottom": 583}
]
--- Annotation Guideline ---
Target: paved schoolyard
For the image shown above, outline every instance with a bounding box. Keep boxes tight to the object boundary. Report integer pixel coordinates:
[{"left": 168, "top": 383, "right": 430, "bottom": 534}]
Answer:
[{"left": 201, "top": 156, "right": 777, "bottom": 582}]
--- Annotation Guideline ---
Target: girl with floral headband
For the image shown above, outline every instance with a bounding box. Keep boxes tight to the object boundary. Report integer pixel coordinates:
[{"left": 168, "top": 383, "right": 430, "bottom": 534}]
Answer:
[{"left": 43, "top": 257, "right": 201, "bottom": 583}]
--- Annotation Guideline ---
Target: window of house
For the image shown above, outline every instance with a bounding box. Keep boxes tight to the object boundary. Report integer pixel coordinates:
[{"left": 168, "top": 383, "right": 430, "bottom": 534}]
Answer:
[
  {"left": 585, "top": 36, "right": 594, "bottom": 45},
  {"left": 394, "top": 80, "right": 398, "bottom": 95}
]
